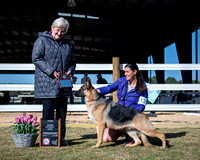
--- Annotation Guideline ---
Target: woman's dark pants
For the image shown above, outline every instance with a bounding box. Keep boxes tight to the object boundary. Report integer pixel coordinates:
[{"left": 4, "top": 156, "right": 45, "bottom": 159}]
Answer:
[{"left": 42, "top": 98, "right": 68, "bottom": 139}]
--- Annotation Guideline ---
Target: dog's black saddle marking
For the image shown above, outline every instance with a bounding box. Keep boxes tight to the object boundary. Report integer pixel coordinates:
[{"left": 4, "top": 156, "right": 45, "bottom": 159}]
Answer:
[{"left": 108, "top": 102, "right": 141, "bottom": 125}]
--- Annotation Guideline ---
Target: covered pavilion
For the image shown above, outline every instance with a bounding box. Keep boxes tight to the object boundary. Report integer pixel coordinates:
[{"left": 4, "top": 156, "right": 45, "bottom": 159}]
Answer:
[{"left": 0, "top": 0, "right": 200, "bottom": 83}]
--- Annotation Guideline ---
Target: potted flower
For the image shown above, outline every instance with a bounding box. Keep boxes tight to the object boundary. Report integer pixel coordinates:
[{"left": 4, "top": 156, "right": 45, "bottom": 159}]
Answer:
[{"left": 11, "top": 113, "right": 39, "bottom": 148}]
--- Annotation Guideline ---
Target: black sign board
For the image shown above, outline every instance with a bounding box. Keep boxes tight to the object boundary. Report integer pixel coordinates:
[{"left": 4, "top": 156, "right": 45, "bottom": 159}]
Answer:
[{"left": 39, "top": 118, "right": 61, "bottom": 148}]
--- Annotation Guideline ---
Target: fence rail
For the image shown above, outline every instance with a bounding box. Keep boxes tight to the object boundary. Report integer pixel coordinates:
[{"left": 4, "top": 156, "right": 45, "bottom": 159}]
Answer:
[
  {"left": 1, "top": 63, "right": 200, "bottom": 71},
  {"left": 0, "top": 84, "right": 200, "bottom": 91},
  {"left": 0, "top": 63, "right": 200, "bottom": 112},
  {"left": 0, "top": 104, "right": 200, "bottom": 112}
]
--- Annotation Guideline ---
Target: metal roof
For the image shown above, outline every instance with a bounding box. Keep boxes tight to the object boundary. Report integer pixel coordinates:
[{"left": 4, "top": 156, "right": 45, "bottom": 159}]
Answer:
[{"left": 0, "top": 0, "right": 200, "bottom": 63}]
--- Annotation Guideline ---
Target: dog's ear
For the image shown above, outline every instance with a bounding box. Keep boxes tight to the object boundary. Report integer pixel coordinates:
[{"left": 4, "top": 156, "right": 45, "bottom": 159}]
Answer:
[{"left": 85, "top": 77, "right": 92, "bottom": 89}]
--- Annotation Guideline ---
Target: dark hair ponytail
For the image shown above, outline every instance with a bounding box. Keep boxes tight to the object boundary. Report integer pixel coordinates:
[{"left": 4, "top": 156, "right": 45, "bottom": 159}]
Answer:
[{"left": 125, "top": 63, "right": 147, "bottom": 94}]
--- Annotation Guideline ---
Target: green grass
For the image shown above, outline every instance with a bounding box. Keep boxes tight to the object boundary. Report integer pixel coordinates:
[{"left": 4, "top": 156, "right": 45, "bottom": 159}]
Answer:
[{"left": 0, "top": 126, "right": 200, "bottom": 160}]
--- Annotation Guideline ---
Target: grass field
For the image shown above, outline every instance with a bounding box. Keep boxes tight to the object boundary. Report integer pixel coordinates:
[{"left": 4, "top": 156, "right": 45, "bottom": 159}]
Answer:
[{"left": 0, "top": 126, "right": 200, "bottom": 160}]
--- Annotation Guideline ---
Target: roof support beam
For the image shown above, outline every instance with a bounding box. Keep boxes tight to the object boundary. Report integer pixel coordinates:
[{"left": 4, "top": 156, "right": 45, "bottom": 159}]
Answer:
[
  {"left": 112, "top": 57, "right": 120, "bottom": 102},
  {"left": 175, "top": 29, "right": 192, "bottom": 83}
]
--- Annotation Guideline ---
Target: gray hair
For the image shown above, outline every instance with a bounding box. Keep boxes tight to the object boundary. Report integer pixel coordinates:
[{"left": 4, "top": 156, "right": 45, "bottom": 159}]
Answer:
[{"left": 51, "top": 17, "right": 69, "bottom": 33}]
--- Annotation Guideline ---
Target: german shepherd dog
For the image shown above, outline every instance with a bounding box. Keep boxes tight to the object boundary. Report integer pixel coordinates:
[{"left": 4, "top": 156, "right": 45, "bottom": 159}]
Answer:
[{"left": 76, "top": 78, "right": 166, "bottom": 149}]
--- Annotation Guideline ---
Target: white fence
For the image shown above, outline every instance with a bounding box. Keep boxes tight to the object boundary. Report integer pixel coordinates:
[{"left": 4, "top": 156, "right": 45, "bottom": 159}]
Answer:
[
  {"left": 0, "top": 83, "right": 200, "bottom": 91},
  {"left": 0, "top": 104, "right": 200, "bottom": 112},
  {"left": 1, "top": 63, "right": 200, "bottom": 71},
  {"left": 0, "top": 63, "right": 200, "bottom": 112}
]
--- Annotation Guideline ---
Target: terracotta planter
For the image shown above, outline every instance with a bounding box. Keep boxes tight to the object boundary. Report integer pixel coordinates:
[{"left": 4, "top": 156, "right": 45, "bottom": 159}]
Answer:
[{"left": 12, "top": 133, "right": 38, "bottom": 148}]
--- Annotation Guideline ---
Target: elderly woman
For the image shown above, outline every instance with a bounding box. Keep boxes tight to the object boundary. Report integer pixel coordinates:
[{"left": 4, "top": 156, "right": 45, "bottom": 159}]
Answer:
[{"left": 32, "top": 17, "right": 76, "bottom": 145}]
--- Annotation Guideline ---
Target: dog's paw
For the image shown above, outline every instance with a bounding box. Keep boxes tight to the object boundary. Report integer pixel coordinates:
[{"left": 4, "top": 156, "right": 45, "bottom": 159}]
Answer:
[
  {"left": 91, "top": 145, "right": 99, "bottom": 148},
  {"left": 144, "top": 144, "right": 155, "bottom": 148},
  {"left": 125, "top": 144, "right": 129, "bottom": 147},
  {"left": 125, "top": 144, "right": 134, "bottom": 147},
  {"left": 125, "top": 143, "right": 140, "bottom": 147}
]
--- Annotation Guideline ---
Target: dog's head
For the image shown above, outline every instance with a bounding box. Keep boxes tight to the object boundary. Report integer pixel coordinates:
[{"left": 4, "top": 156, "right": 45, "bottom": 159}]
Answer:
[
  {"left": 75, "top": 77, "right": 93, "bottom": 97},
  {"left": 75, "top": 78, "right": 100, "bottom": 100}
]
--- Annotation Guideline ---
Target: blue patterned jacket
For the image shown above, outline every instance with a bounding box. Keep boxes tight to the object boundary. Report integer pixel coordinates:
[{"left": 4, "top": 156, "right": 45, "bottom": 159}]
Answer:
[
  {"left": 32, "top": 31, "right": 76, "bottom": 98},
  {"left": 98, "top": 77, "right": 148, "bottom": 111}
]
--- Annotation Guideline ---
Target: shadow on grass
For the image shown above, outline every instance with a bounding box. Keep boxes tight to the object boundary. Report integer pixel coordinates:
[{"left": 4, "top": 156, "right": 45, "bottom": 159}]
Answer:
[
  {"left": 67, "top": 134, "right": 97, "bottom": 146},
  {"left": 67, "top": 132, "right": 187, "bottom": 148},
  {"left": 90, "top": 131, "right": 187, "bottom": 148},
  {"left": 81, "top": 134, "right": 97, "bottom": 139},
  {"left": 146, "top": 131, "right": 187, "bottom": 148},
  {"left": 68, "top": 134, "right": 97, "bottom": 141},
  {"left": 64, "top": 141, "right": 85, "bottom": 146},
  {"left": 165, "top": 131, "right": 187, "bottom": 139}
]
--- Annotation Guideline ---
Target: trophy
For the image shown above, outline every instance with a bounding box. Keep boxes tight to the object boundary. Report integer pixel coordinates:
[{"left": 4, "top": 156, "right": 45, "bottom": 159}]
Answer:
[{"left": 58, "top": 73, "right": 73, "bottom": 88}]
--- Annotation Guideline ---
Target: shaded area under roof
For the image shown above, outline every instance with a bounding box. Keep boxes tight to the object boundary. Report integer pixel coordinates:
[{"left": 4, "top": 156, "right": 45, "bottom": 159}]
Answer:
[{"left": 0, "top": 0, "right": 200, "bottom": 63}]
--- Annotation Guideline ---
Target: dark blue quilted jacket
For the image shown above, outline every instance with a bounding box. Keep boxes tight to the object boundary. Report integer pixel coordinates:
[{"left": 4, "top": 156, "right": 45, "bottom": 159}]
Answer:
[
  {"left": 32, "top": 31, "right": 76, "bottom": 98},
  {"left": 98, "top": 77, "right": 148, "bottom": 111}
]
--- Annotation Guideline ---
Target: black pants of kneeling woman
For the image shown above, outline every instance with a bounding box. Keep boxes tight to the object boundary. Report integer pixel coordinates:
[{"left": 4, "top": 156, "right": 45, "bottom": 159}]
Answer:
[{"left": 42, "top": 98, "right": 68, "bottom": 139}]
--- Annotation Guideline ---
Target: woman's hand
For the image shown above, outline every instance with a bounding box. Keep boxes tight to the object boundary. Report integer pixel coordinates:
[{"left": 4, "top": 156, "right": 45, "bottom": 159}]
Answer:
[
  {"left": 53, "top": 71, "right": 61, "bottom": 79},
  {"left": 53, "top": 70, "right": 72, "bottom": 79},
  {"left": 97, "top": 89, "right": 101, "bottom": 94},
  {"left": 65, "top": 70, "right": 72, "bottom": 76}
]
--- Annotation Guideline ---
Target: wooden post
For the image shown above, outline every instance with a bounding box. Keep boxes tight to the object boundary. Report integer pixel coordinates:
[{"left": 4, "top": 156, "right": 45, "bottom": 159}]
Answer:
[{"left": 112, "top": 57, "right": 120, "bottom": 102}]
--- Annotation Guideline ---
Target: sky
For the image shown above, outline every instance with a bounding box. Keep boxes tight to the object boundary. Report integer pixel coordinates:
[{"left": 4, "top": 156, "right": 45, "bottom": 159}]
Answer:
[
  {"left": 0, "top": 30, "right": 199, "bottom": 84},
  {"left": 148, "top": 43, "right": 184, "bottom": 81},
  {"left": 149, "top": 30, "right": 200, "bottom": 82}
]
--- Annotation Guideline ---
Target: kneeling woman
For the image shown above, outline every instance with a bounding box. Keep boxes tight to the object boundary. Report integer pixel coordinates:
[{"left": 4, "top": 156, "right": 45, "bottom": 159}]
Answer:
[{"left": 97, "top": 63, "right": 148, "bottom": 143}]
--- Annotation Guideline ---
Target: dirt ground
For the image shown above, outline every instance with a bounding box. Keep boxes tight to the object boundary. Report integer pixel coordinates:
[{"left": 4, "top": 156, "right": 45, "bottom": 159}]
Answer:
[{"left": 1, "top": 111, "right": 200, "bottom": 128}]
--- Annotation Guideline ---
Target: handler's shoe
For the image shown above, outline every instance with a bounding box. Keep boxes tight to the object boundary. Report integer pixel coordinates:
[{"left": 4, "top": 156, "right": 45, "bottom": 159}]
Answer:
[
  {"left": 123, "top": 140, "right": 134, "bottom": 145},
  {"left": 61, "top": 138, "right": 69, "bottom": 145},
  {"left": 123, "top": 138, "right": 134, "bottom": 145},
  {"left": 147, "top": 113, "right": 157, "bottom": 117}
]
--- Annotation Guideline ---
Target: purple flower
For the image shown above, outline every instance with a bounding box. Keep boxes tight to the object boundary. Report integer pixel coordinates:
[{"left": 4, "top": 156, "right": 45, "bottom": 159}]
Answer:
[
  {"left": 15, "top": 118, "right": 20, "bottom": 123},
  {"left": 27, "top": 114, "right": 33, "bottom": 119},
  {"left": 12, "top": 113, "right": 39, "bottom": 134},
  {"left": 32, "top": 122, "right": 36, "bottom": 127},
  {"left": 33, "top": 119, "right": 37, "bottom": 124},
  {"left": 27, "top": 119, "right": 31, "bottom": 124},
  {"left": 20, "top": 118, "right": 24, "bottom": 123},
  {"left": 34, "top": 116, "right": 37, "bottom": 121},
  {"left": 20, "top": 114, "right": 25, "bottom": 118},
  {"left": 24, "top": 117, "right": 28, "bottom": 122}
]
